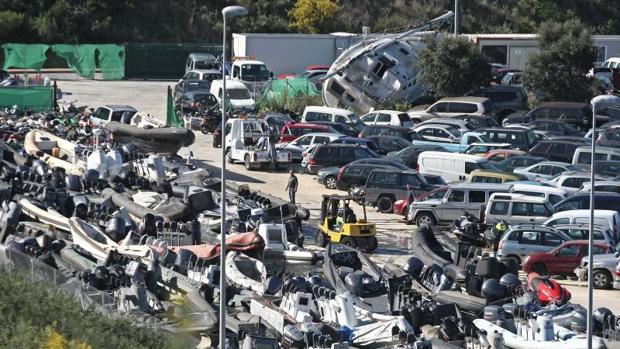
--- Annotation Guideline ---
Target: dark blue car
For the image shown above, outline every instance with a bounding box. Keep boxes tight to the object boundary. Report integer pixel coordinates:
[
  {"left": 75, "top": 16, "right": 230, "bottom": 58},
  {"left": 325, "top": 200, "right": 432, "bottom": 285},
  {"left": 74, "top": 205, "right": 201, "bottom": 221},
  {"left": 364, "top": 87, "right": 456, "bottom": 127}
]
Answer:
[
  {"left": 330, "top": 137, "right": 378, "bottom": 152},
  {"left": 554, "top": 193, "right": 620, "bottom": 213}
]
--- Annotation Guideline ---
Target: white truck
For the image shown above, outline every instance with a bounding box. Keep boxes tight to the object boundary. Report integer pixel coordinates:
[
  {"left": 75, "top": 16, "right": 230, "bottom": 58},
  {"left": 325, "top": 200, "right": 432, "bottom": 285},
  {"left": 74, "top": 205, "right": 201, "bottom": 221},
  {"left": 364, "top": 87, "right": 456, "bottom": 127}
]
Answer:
[
  {"left": 224, "top": 118, "right": 291, "bottom": 170},
  {"left": 229, "top": 57, "right": 272, "bottom": 98}
]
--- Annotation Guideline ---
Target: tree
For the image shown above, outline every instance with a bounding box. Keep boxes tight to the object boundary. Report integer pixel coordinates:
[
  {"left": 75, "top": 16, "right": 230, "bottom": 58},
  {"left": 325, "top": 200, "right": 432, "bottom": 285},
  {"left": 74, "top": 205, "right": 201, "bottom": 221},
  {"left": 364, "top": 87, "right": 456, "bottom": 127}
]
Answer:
[
  {"left": 418, "top": 35, "right": 491, "bottom": 97},
  {"left": 524, "top": 19, "right": 596, "bottom": 103},
  {"left": 289, "top": 0, "right": 339, "bottom": 34}
]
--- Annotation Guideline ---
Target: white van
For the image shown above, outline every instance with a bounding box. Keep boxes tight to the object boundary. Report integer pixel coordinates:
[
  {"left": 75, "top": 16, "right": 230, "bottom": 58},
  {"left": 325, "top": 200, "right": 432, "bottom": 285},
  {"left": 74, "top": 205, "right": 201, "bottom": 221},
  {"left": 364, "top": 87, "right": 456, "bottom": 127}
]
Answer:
[
  {"left": 510, "top": 183, "right": 568, "bottom": 206},
  {"left": 572, "top": 145, "right": 620, "bottom": 165},
  {"left": 544, "top": 209, "right": 620, "bottom": 241},
  {"left": 210, "top": 79, "right": 255, "bottom": 111},
  {"left": 301, "top": 106, "right": 364, "bottom": 132},
  {"left": 417, "top": 151, "right": 497, "bottom": 183},
  {"left": 485, "top": 193, "right": 554, "bottom": 225}
]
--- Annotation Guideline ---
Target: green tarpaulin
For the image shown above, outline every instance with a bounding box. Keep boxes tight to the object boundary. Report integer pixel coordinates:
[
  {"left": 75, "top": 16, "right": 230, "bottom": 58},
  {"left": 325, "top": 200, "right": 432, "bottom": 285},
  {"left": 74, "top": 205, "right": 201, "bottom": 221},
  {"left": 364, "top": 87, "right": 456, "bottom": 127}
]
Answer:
[
  {"left": 76, "top": 44, "right": 99, "bottom": 79},
  {"left": 0, "top": 86, "right": 54, "bottom": 112},
  {"left": 261, "top": 78, "right": 320, "bottom": 101},
  {"left": 166, "top": 86, "right": 183, "bottom": 127},
  {"left": 2, "top": 44, "right": 50, "bottom": 71},
  {"left": 97, "top": 44, "right": 125, "bottom": 80},
  {"left": 51, "top": 44, "right": 95, "bottom": 79}
]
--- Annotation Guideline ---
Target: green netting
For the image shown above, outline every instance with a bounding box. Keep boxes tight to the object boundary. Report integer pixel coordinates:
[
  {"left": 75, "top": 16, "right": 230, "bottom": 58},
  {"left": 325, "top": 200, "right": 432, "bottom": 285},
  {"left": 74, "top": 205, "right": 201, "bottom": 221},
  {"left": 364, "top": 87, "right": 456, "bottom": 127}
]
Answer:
[
  {"left": 51, "top": 44, "right": 95, "bottom": 79},
  {"left": 166, "top": 86, "right": 183, "bottom": 127},
  {"left": 261, "top": 78, "right": 320, "bottom": 101},
  {"left": 76, "top": 44, "right": 99, "bottom": 79},
  {"left": 2, "top": 44, "right": 50, "bottom": 71},
  {"left": 0, "top": 86, "right": 54, "bottom": 112},
  {"left": 97, "top": 44, "right": 125, "bottom": 80}
]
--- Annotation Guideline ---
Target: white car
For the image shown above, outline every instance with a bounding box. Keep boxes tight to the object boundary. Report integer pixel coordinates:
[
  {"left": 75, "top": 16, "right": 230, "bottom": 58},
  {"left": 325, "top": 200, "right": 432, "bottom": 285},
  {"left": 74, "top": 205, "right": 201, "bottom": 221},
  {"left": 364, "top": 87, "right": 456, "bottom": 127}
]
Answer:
[
  {"left": 514, "top": 161, "right": 586, "bottom": 181},
  {"left": 210, "top": 79, "right": 255, "bottom": 111},
  {"left": 360, "top": 110, "right": 414, "bottom": 127},
  {"left": 411, "top": 124, "right": 462, "bottom": 143},
  {"left": 544, "top": 209, "right": 620, "bottom": 240},
  {"left": 407, "top": 96, "right": 493, "bottom": 118},
  {"left": 276, "top": 132, "right": 342, "bottom": 161},
  {"left": 546, "top": 171, "right": 604, "bottom": 193},
  {"left": 181, "top": 69, "right": 220, "bottom": 82},
  {"left": 509, "top": 183, "right": 568, "bottom": 206},
  {"left": 580, "top": 180, "right": 620, "bottom": 194}
]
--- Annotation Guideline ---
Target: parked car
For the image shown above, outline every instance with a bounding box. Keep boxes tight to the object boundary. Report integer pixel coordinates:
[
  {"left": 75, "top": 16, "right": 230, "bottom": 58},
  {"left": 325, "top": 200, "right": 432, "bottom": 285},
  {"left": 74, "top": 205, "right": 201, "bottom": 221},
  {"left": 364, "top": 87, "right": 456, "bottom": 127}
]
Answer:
[
  {"left": 485, "top": 193, "right": 554, "bottom": 225},
  {"left": 575, "top": 248, "right": 620, "bottom": 289},
  {"left": 497, "top": 225, "right": 571, "bottom": 265},
  {"left": 276, "top": 132, "right": 342, "bottom": 161},
  {"left": 358, "top": 125, "right": 413, "bottom": 142},
  {"left": 411, "top": 123, "right": 463, "bottom": 143},
  {"left": 546, "top": 172, "right": 601, "bottom": 193},
  {"left": 407, "top": 183, "right": 512, "bottom": 226},
  {"left": 176, "top": 92, "right": 218, "bottom": 113},
  {"left": 594, "top": 160, "right": 620, "bottom": 177},
  {"left": 408, "top": 97, "right": 494, "bottom": 118},
  {"left": 90, "top": 105, "right": 137, "bottom": 125},
  {"left": 463, "top": 143, "right": 513, "bottom": 156},
  {"left": 469, "top": 169, "right": 526, "bottom": 184},
  {"left": 261, "top": 113, "right": 295, "bottom": 136},
  {"left": 366, "top": 136, "right": 412, "bottom": 155},
  {"left": 572, "top": 145, "right": 620, "bottom": 165},
  {"left": 334, "top": 163, "right": 403, "bottom": 194},
  {"left": 418, "top": 151, "right": 498, "bottom": 182},
  {"left": 580, "top": 180, "right": 620, "bottom": 194},
  {"left": 553, "top": 193, "right": 620, "bottom": 214},
  {"left": 174, "top": 79, "right": 211, "bottom": 101},
  {"left": 553, "top": 224, "right": 617, "bottom": 247},
  {"left": 279, "top": 122, "right": 333, "bottom": 143},
  {"left": 514, "top": 161, "right": 586, "bottom": 181},
  {"left": 495, "top": 155, "right": 545, "bottom": 172},
  {"left": 301, "top": 106, "right": 365, "bottom": 132},
  {"left": 524, "top": 119, "right": 583, "bottom": 136},
  {"left": 449, "top": 115, "right": 500, "bottom": 129},
  {"left": 484, "top": 149, "right": 526, "bottom": 162},
  {"left": 466, "top": 86, "right": 527, "bottom": 123},
  {"left": 500, "top": 71, "right": 524, "bottom": 86},
  {"left": 311, "top": 121, "right": 358, "bottom": 137},
  {"left": 509, "top": 183, "right": 568, "bottom": 206},
  {"left": 386, "top": 145, "right": 447, "bottom": 169},
  {"left": 330, "top": 137, "right": 379, "bottom": 153},
  {"left": 597, "top": 128, "right": 620, "bottom": 148},
  {"left": 393, "top": 186, "right": 449, "bottom": 216},
  {"left": 503, "top": 102, "right": 593, "bottom": 131},
  {"left": 362, "top": 169, "right": 438, "bottom": 213},
  {"left": 479, "top": 127, "right": 538, "bottom": 151},
  {"left": 360, "top": 110, "right": 414, "bottom": 127},
  {"left": 181, "top": 69, "right": 220, "bottom": 82},
  {"left": 305, "top": 144, "right": 380, "bottom": 174},
  {"left": 414, "top": 117, "right": 478, "bottom": 133},
  {"left": 522, "top": 240, "right": 612, "bottom": 276},
  {"left": 348, "top": 158, "right": 410, "bottom": 170},
  {"left": 185, "top": 53, "right": 218, "bottom": 72},
  {"left": 544, "top": 209, "right": 620, "bottom": 242},
  {"left": 491, "top": 68, "right": 521, "bottom": 85},
  {"left": 210, "top": 79, "right": 254, "bottom": 111},
  {"left": 316, "top": 166, "right": 342, "bottom": 189},
  {"left": 528, "top": 140, "right": 584, "bottom": 163}
]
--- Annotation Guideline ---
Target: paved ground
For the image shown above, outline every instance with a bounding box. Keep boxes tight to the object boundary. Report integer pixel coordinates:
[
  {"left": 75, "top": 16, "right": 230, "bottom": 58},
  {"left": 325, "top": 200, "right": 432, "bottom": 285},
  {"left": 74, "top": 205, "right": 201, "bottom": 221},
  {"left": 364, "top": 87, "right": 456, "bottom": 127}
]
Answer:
[{"left": 55, "top": 77, "right": 620, "bottom": 314}]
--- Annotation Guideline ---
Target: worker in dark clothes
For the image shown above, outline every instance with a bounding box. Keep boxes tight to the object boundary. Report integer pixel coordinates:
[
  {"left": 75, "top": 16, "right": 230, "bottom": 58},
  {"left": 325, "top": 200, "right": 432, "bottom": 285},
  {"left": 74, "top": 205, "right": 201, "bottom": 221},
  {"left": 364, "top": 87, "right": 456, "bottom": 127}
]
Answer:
[{"left": 285, "top": 170, "right": 298, "bottom": 204}]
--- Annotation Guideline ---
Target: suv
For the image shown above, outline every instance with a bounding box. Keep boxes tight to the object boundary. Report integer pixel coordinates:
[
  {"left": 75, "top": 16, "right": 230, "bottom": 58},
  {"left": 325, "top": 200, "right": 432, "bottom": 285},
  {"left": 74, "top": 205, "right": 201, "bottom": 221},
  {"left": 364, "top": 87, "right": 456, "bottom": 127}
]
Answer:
[
  {"left": 524, "top": 119, "right": 582, "bottom": 136},
  {"left": 406, "top": 183, "right": 512, "bottom": 226},
  {"left": 279, "top": 122, "right": 332, "bottom": 143},
  {"left": 358, "top": 125, "right": 413, "bottom": 142},
  {"left": 366, "top": 135, "right": 412, "bottom": 155},
  {"left": 335, "top": 163, "right": 403, "bottom": 194},
  {"left": 305, "top": 144, "right": 379, "bottom": 174},
  {"left": 360, "top": 110, "right": 414, "bottom": 127},
  {"left": 466, "top": 86, "right": 527, "bottom": 123},
  {"left": 503, "top": 102, "right": 593, "bottom": 131},
  {"left": 497, "top": 225, "right": 571, "bottom": 265},
  {"left": 528, "top": 140, "right": 582, "bottom": 163},
  {"left": 553, "top": 193, "right": 620, "bottom": 213},
  {"left": 484, "top": 193, "right": 554, "bottom": 225},
  {"left": 91, "top": 105, "right": 138, "bottom": 125},
  {"left": 408, "top": 97, "right": 494, "bottom": 118},
  {"left": 480, "top": 127, "right": 538, "bottom": 151},
  {"left": 386, "top": 145, "right": 447, "bottom": 169},
  {"left": 362, "top": 169, "right": 437, "bottom": 213},
  {"left": 301, "top": 106, "right": 365, "bottom": 132}
]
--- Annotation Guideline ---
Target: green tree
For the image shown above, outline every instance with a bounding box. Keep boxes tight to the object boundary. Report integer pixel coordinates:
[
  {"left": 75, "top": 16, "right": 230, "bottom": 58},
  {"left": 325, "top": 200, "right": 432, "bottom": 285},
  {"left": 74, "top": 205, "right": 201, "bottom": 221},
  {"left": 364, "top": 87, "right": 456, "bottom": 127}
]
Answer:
[
  {"left": 289, "top": 0, "right": 339, "bottom": 33},
  {"left": 418, "top": 35, "right": 491, "bottom": 97},
  {"left": 524, "top": 19, "right": 596, "bottom": 103}
]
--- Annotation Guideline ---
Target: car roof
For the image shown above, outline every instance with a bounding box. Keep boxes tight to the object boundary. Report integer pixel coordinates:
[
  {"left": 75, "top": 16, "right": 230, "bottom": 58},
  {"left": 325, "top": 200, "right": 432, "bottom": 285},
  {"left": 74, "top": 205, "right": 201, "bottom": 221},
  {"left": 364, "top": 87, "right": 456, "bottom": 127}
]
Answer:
[
  {"left": 553, "top": 224, "right": 608, "bottom": 231},
  {"left": 450, "top": 182, "right": 512, "bottom": 190},
  {"left": 336, "top": 136, "right": 372, "bottom": 142},
  {"left": 301, "top": 132, "right": 342, "bottom": 138},
  {"left": 304, "top": 106, "right": 354, "bottom": 114},
  {"left": 509, "top": 224, "right": 560, "bottom": 232},
  {"left": 562, "top": 192, "right": 620, "bottom": 199},
  {"left": 436, "top": 96, "right": 489, "bottom": 103},
  {"left": 537, "top": 102, "right": 588, "bottom": 108},
  {"left": 511, "top": 183, "right": 566, "bottom": 194},
  {"left": 535, "top": 139, "right": 581, "bottom": 145},
  {"left": 531, "top": 161, "right": 572, "bottom": 167},
  {"left": 487, "top": 149, "right": 524, "bottom": 155},
  {"left": 285, "top": 122, "right": 327, "bottom": 128},
  {"left": 189, "top": 53, "right": 216, "bottom": 60},
  {"left": 490, "top": 192, "right": 548, "bottom": 202},
  {"left": 189, "top": 69, "right": 220, "bottom": 74},
  {"left": 481, "top": 127, "right": 530, "bottom": 133},
  {"left": 550, "top": 209, "right": 619, "bottom": 218},
  {"left": 469, "top": 142, "right": 512, "bottom": 147},
  {"left": 419, "top": 151, "right": 486, "bottom": 162},
  {"left": 471, "top": 169, "right": 522, "bottom": 176},
  {"left": 104, "top": 105, "right": 137, "bottom": 111}
]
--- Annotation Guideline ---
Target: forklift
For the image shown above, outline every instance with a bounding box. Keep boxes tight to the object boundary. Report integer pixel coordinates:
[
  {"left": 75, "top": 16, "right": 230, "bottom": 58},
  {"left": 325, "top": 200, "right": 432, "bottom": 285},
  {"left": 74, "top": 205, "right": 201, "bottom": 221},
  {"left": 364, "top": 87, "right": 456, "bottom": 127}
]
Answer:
[{"left": 316, "top": 195, "right": 378, "bottom": 253}]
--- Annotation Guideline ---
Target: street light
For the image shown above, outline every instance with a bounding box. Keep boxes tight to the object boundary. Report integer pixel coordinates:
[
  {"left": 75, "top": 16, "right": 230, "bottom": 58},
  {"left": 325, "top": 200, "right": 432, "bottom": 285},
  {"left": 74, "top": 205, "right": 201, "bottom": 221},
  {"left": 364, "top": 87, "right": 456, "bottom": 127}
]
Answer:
[{"left": 220, "top": 5, "right": 247, "bottom": 348}]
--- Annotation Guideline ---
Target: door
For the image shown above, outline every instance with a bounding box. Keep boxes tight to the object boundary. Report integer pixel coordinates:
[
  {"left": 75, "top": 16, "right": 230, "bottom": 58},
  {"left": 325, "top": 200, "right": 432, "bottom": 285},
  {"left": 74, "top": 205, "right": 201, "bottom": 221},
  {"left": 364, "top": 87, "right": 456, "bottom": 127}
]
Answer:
[
  {"left": 548, "top": 244, "right": 581, "bottom": 274},
  {"left": 437, "top": 189, "right": 467, "bottom": 222}
]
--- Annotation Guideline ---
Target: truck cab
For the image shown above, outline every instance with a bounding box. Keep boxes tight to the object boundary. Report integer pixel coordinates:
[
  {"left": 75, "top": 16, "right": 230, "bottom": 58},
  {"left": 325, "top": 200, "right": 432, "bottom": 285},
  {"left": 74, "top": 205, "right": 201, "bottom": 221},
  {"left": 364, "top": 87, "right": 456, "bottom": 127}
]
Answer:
[{"left": 230, "top": 57, "right": 272, "bottom": 97}]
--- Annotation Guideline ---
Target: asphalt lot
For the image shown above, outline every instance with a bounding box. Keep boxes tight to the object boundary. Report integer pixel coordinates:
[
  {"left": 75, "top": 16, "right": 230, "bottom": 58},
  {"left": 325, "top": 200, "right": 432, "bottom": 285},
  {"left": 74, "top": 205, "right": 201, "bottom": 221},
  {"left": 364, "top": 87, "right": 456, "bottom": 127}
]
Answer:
[{"left": 56, "top": 77, "right": 620, "bottom": 314}]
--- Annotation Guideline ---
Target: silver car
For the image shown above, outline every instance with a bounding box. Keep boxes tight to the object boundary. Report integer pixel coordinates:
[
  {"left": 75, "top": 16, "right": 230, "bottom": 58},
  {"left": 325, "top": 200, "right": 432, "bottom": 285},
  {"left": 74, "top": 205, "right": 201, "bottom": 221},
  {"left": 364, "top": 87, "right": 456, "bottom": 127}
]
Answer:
[
  {"left": 497, "top": 224, "right": 571, "bottom": 265},
  {"left": 574, "top": 248, "right": 620, "bottom": 289}
]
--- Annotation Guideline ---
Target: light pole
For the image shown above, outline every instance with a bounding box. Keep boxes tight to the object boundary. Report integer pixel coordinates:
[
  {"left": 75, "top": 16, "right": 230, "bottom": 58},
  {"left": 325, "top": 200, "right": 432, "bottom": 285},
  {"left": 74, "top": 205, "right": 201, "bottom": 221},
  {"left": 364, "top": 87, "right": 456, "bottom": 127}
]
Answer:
[
  {"left": 220, "top": 5, "right": 247, "bottom": 348},
  {"left": 454, "top": 0, "right": 459, "bottom": 35}
]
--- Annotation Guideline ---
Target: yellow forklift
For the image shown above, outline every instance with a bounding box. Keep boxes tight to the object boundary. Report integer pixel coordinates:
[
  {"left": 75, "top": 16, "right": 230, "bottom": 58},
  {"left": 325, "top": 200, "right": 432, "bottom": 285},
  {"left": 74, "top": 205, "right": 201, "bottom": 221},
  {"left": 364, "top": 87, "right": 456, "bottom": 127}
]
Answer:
[{"left": 316, "top": 195, "right": 378, "bottom": 253}]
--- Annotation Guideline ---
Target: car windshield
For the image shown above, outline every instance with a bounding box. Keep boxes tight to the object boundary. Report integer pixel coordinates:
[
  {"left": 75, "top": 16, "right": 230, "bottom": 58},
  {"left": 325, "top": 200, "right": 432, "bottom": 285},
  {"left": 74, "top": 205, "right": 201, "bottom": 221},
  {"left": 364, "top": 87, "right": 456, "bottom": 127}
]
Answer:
[
  {"left": 227, "top": 88, "right": 251, "bottom": 99},
  {"left": 195, "top": 61, "right": 218, "bottom": 70},
  {"left": 480, "top": 161, "right": 498, "bottom": 170},
  {"left": 241, "top": 64, "right": 270, "bottom": 81},
  {"left": 187, "top": 81, "right": 211, "bottom": 91}
]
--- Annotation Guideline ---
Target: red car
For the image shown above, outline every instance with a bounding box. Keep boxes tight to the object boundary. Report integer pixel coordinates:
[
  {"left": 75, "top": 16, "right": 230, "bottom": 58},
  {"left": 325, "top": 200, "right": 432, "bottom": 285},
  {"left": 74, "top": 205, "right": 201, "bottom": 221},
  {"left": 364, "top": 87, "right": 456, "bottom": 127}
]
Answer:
[
  {"left": 279, "top": 122, "right": 332, "bottom": 143},
  {"left": 522, "top": 240, "right": 612, "bottom": 276},
  {"left": 393, "top": 186, "right": 449, "bottom": 216}
]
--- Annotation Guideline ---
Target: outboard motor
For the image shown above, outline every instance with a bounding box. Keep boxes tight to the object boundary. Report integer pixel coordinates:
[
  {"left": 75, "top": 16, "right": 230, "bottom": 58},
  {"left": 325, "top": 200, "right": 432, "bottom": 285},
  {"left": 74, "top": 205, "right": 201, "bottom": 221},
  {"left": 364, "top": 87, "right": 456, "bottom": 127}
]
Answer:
[
  {"left": 499, "top": 273, "right": 522, "bottom": 297},
  {"left": 481, "top": 278, "right": 505, "bottom": 302},
  {"left": 403, "top": 256, "right": 424, "bottom": 280},
  {"left": 105, "top": 217, "right": 127, "bottom": 242}
]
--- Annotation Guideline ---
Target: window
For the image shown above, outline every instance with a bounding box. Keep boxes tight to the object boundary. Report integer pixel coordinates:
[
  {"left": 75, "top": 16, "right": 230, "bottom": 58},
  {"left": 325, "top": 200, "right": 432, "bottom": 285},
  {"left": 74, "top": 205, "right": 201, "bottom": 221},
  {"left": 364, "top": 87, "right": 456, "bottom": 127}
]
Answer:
[
  {"left": 577, "top": 151, "right": 606, "bottom": 164},
  {"left": 530, "top": 203, "right": 550, "bottom": 216},
  {"left": 344, "top": 166, "right": 363, "bottom": 176},
  {"left": 313, "top": 136, "right": 330, "bottom": 144},
  {"left": 377, "top": 113, "right": 391, "bottom": 122},
  {"left": 385, "top": 173, "right": 399, "bottom": 185},
  {"left": 511, "top": 202, "right": 528, "bottom": 216},
  {"left": 354, "top": 148, "right": 371, "bottom": 159},
  {"left": 469, "top": 190, "right": 486, "bottom": 203},
  {"left": 482, "top": 45, "right": 508, "bottom": 65},
  {"left": 490, "top": 202, "right": 509, "bottom": 215},
  {"left": 430, "top": 103, "right": 448, "bottom": 113},
  {"left": 487, "top": 91, "right": 517, "bottom": 103},
  {"left": 546, "top": 218, "right": 570, "bottom": 226},
  {"left": 594, "top": 46, "right": 607, "bottom": 63},
  {"left": 314, "top": 147, "right": 333, "bottom": 160},
  {"left": 305, "top": 112, "right": 331, "bottom": 122},
  {"left": 335, "top": 115, "right": 349, "bottom": 123},
  {"left": 489, "top": 154, "right": 506, "bottom": 162},
  {"left": 447, "top": 190, "right": 465, "bottom": 202},
  {"left": 361, "top": 113, "right": 376, "bottom": 122},
  {"left": 549, "top": 195, "right": 563, "bottom": 205},
  {"left": 562, "top": 177, "right": 587, "bottom": 189},
  {"left": 550, "top": 166, "right": 566, "bottom": 176},
  {"left": 543, "top": 232, "right": 563, "bottom": 247},
  {"left": 340, "top": 147, "right": 355, "bottom": 159},
  {"left": 558, "top": 245, "right": 579, "bottom": 256},
  {"left": 404, "top": 174, "right": 422, "bottom": 187},
  {"left": 449, "top": 102, "right": 479, "bottom": 113},
  {"left": 368, "top": 172, "right": 386, "bottom": 185},
  {"left": 110, "top": 111, "right": 124, "bottom": 122},
  {"left": 94, "top": 108, "right": 108, "bottom": 120},
  {"left": 520, "top": 231, "right": 541, "bottom": 245},
  {"left": 465, "top": 162, "right": 481, "bottom": 174}
]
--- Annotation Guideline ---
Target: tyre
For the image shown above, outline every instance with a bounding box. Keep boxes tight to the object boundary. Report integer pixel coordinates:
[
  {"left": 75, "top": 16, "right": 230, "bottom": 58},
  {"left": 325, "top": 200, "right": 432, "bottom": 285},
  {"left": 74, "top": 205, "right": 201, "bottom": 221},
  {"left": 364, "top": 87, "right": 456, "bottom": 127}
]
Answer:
[
  {"left": 347, "top": 184, "right": 359, "bottom": 196},
  {"left": 200, "top": 124, "right": 211, "bottom": 134},
  {"left": 244, "top": 155, "right": 253, "bottom": 170},
  {"left": 504, "top": 255, "right": 521, "bottom": 267},
  {"left": 324, "top": 175, "right": 337, "bottom": 189},
  {"left": 315, "top": 230, "right": 327, "bottom": 247},
  {"left": 531, "top": 263, "right": 547, "bottom": 276},
  {"left": 416, "top": 212, "right": 436, "bottom": 227},
  {"left": 226, "top": 149, "right": 233, "bottom": 164},
  {"left": 593, "top": 270, "right": 612, "bottom": 289},
  {"left": 341, "top": 236, "right": 357, "bottom": 248},
  {"left": 364, "top": 237, "right": 378, "bottom": 253},
  {"left": 376, "top": 196, "right": 394, "bottom": 213}
]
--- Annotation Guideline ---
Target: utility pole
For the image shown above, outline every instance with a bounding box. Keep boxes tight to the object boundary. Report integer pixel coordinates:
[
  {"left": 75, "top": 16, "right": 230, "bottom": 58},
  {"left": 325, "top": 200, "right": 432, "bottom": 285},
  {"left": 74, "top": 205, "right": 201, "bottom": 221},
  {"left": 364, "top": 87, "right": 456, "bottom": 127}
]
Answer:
[{"left": 454, "top": 0, "right": 459, "bottom": 35}]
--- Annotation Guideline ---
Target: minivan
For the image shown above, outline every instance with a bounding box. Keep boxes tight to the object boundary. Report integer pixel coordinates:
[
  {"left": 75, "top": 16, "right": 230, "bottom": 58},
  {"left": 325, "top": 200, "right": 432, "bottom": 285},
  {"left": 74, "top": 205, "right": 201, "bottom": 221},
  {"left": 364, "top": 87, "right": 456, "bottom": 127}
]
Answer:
[
  {"left": 210, "top": 79, "right": 255, "bottom": 111},
  {"left": 305, "top": 144, "right": 379, "bottom": 174},
  {"left": 302, "top": 106, "right": 365, "bottom": 132},
  {"left": 480, "top": 127, "right": 538, "bottom": 151},
  {"left": 485, "top": 193, "right": 554, "bottom": 225},
  {"left": 417, "top": 151, "right": 498, "bottom": 183},
  {"left": 360, "top": 110, "right": 414, "bottom": 127},
  {"left": 572, "top": 145, "right": 620, "bottom": 165}
]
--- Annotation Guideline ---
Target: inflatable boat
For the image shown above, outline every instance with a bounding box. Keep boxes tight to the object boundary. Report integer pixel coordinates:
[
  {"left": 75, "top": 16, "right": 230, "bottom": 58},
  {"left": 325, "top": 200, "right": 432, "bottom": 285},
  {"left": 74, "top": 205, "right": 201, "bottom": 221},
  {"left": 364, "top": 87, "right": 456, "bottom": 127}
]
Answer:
[{"left": 104, "top": 121, "right": 195, "bottom": 154}]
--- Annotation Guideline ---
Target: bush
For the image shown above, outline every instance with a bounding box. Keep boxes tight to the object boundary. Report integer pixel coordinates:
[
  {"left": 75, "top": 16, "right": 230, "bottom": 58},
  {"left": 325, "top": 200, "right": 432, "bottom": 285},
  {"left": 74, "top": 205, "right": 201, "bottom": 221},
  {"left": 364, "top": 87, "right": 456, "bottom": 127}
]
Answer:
[{"left": 258, "top": 91, "right": 323, "bottom": 115}]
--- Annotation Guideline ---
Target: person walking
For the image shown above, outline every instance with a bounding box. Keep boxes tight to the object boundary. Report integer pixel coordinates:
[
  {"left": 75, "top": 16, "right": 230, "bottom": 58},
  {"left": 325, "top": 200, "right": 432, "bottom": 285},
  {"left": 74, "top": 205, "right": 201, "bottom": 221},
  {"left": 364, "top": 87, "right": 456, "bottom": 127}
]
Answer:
[{"left": 285, "top": 170, "right": 298, "bottom": 204}]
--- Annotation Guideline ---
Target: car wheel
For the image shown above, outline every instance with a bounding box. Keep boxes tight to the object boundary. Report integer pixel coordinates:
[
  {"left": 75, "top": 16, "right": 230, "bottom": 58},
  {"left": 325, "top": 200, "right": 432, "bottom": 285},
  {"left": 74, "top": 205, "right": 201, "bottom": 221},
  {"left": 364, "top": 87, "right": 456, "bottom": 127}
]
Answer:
[
  {"left": 364, "top": 237, "right": 378, "bottom": 253},
  {"left": 244, "top": 155, "right": 253, "bottom": 170},
  {"left": 347, "top": 184, "right": 359, "bottom": 196},
  {"left": 324, "top": 175, "right": 337, "bottom": 189},
  {"left": 226, "top": 149, "right": 233, "bottom": 164},
  {"left": 416, "top": 212, "right": 436, "bottom": 227},
  {"left": 593, "top": 270, "right": 612, "bottom": 289},
  {"left": 341, "top": 236, "right": 357, "bottom": 248},
  {"left": 315, "top": 230, "right": 327, "bottom": 247},
  {"left": 377, "top": 196, "right": 394, "bottom": 213},
  {"left": 532, "top": 263, "right": 548, "bottom": 276},
  {"left": 504, "top": 255, "right": 521, "bottom": 267}
]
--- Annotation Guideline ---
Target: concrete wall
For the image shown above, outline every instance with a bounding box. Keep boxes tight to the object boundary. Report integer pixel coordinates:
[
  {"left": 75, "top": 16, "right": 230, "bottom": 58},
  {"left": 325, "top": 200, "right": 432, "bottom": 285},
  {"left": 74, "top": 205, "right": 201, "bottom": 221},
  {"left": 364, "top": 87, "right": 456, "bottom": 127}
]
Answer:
[{"left": 232, "top": 33, "right": 357, "bottom": 75}]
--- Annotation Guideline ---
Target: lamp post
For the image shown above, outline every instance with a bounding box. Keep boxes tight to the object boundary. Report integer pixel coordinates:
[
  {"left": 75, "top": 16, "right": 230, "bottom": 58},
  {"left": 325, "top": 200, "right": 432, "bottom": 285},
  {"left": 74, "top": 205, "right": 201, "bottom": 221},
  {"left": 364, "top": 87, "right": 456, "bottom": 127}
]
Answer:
[{"left": 220, "top": 5, "right": 247, "bottom": 348}]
